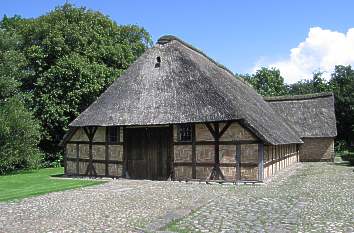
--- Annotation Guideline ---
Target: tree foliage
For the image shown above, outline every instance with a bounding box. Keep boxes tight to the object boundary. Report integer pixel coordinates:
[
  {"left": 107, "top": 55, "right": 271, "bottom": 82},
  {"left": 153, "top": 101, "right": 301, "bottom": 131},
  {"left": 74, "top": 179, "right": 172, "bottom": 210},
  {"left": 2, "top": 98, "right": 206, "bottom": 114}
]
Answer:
[
  {"left": 329, "top": 65, "right": 354, "bottom": 146},
  {"left": 0, "top": 4, "right": 152, "bottom": 156},
  {"left": 241, "top": 67, "right": 288, "bottom": 96},
  {"left": 0, "top": 30, "right": 41, "bottom": 174},
  {"left": 288, "top": 72, "right": 332, "bottom": 95}
]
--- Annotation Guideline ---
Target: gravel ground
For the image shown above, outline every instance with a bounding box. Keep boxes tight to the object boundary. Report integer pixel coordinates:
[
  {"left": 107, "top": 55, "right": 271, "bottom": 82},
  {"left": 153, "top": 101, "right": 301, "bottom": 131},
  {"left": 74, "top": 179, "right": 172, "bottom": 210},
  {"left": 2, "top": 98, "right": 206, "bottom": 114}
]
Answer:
[{"left": 0, "top": 161, "right": 353, "bottom": 233}]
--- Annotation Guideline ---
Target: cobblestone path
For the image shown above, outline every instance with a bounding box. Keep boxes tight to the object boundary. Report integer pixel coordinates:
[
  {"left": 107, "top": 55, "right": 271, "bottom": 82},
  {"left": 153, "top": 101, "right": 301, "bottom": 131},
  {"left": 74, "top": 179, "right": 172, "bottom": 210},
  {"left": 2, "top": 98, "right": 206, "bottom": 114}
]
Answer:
[
  {"left": 166, "top": 162, "right": 354, "bottom": 233},
  {"left": 0, "top": 178, "right": 230, "bottom": 232},
  {"left": 0, "top": 161, "right": 353, "bottom": 233}
]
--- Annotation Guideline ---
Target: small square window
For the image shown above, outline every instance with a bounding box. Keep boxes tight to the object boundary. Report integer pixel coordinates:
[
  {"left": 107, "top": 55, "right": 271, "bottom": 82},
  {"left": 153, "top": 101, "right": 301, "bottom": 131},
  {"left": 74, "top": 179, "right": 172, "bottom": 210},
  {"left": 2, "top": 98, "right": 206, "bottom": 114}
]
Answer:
[
  {"left": 107, "top": 126, "right": 119, "bottom": 143},
  {"left": 177, "top": 124, "right": 192, "bottom": 142}
]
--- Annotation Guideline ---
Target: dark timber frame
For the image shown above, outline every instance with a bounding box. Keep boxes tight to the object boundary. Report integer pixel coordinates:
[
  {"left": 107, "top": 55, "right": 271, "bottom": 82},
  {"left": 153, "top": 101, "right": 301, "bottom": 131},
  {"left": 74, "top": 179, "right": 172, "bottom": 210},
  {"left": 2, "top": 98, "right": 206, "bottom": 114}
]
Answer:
[
  {"left": 65, "top": 126, "right": 124, "bottom": 178},
  {"left": 63, "top": 122, "right": 299, "bottom": 183},
  {"left": 83, "top": 126, "right": 98, "bottom": 176},
  {"left": 204, "top": 122, "right": 232, "bottom": 181},
  {"left": 171, "top": 121, "right": 265, "bottom": 182}
]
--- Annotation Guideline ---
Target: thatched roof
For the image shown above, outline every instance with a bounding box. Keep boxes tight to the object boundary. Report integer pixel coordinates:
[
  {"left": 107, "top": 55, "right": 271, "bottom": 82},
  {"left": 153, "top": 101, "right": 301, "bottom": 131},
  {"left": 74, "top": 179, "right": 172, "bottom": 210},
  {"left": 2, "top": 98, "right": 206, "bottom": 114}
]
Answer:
[
  {"left": 265, "top": 93, "right": 337, "bottom": 138},
  {"left": 70, "top": 35, "right": 302, "bottom": 145}
]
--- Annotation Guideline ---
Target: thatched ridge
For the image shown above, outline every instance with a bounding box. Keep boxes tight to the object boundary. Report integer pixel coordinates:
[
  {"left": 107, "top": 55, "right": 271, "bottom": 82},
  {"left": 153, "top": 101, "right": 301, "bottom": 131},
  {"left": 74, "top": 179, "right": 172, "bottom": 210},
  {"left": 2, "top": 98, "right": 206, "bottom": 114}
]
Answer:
[
  {"left": 264, "top": 92, "right": 333, "bottom": 102},
  {"left": 265, "top": 93, "right": 337, "bottom": 138},
  {"left": 69, "top": 35, "right": 302, "bottom": 145}
]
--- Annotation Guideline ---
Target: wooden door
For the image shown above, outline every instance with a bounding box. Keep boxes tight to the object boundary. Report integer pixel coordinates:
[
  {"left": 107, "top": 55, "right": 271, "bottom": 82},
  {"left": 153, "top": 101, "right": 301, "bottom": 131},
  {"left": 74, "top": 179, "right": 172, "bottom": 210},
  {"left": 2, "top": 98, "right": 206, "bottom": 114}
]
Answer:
[{"left": 126, "top": 127, "right": 170, "bottom": 180}]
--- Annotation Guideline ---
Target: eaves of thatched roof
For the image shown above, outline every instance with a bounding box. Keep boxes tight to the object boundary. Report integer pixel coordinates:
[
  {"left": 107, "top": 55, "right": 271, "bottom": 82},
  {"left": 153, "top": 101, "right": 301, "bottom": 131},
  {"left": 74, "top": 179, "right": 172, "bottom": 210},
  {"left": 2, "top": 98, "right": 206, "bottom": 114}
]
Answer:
[
  {"left": 265, "top": 92, "right": 337, "bottom": 138},
  {"left": 69, "top": 35, "right": 302, "bottom": 145}
]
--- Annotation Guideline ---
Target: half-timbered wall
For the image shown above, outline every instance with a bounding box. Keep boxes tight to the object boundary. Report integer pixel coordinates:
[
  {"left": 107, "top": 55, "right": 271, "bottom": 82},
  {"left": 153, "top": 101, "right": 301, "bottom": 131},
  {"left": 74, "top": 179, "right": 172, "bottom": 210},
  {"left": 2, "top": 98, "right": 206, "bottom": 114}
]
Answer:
[
  {"left": 64, "top": 123, "right": 300, "bottom": 182},
  {"left": 173, "top": 122, "right": 261, "bottom": 181},
  {"left": 65, "top": 127, "right": 124, "bottom": 177},
  {"left": 263, "top": 144, "right": 299, "bottom": 180}
]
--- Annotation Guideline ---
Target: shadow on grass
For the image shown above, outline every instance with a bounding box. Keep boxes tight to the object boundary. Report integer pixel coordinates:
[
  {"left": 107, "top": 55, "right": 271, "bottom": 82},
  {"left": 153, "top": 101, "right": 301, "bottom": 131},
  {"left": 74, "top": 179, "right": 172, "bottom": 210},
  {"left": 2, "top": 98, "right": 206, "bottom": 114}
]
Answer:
[
  {"left": 333, "top": 160, "right": 353, "bottom": 166},
  {"left": 50, "top": 173, "right": 66, "bottom": 178},
  {"left": 2, "top": 169, "right": 38, "bottom": 176},
  {"left": 333, "top": 161, "right": 354, "bottom": 173}
]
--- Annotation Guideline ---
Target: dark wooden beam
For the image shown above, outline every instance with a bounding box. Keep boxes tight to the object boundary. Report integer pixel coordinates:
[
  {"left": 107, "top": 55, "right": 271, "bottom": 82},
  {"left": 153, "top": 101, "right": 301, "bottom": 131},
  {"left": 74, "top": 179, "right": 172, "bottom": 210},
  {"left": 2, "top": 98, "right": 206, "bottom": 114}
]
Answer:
[
  {"left": 122, "top": 126, "right": 129, "bottom": 178},
  {"left": 66, "top": 157, "right": 123, "bottom": 164},
  {"left": 173, "top": 139, "right": 261, "bottom": 145},
  {"left": 235, "top": 144, "right": 241, "bottom": 181},
  {"left": 219, "top": 121, "right": 232, "bottom": 139},
  {"left": 76, "top": 143, "right": 79, "bottom": 175},
  {"left": 213, "top": 123, "right": 220, "bottom": 165},
  {"left": 258, "top": 143, "right": 264, "bottom": 181},
  {"left": 204, "top": 123, "right": 216, "bottom": 138},
  {"left": 105, "top": 127, "right": 109, "bottom": 177},
  {"left": 117, "top": 126, "right": 121, "bottom": 144},
  {"left": 168, "top": 125, "right": 174, "bottom": 180},
  {"left": 66, "top": 141, "right": 123, "bottom": 145},
  {"left": 83, "top": 126, "right": 98, "bottom": 177},
  {"left": 191, "top": 123, "right": 196, "bottom": 179},
  {"left": 205, "top": 123, "right": 224, "bottom": 181},
  {"left": 83, "top": 127, "right": 90, "bottom": 140},
  {"left": 173, "top": 162, "right": 238, "bottom": 167}
]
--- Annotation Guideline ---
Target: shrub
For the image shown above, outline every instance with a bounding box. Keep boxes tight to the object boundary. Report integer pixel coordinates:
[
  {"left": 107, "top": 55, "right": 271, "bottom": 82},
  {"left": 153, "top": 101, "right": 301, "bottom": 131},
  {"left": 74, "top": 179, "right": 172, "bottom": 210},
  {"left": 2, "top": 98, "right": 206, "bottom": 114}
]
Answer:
[
  {"left": 0, "top": 97, "right": 42, "bottom": 174},
  {"left": 340, "top": 151, "right": 354, "bottom": 165}
]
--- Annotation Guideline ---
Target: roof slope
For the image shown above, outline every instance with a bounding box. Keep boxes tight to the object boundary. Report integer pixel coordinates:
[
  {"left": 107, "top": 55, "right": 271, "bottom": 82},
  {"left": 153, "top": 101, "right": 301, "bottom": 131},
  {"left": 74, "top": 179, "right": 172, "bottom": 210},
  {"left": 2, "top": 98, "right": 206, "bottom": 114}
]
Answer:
[
  {"left": 70, "top": 35, "right": 302, "bottom": 145},
  {"left": 265, "top": 93, "right": 337, "bottom": 138}
]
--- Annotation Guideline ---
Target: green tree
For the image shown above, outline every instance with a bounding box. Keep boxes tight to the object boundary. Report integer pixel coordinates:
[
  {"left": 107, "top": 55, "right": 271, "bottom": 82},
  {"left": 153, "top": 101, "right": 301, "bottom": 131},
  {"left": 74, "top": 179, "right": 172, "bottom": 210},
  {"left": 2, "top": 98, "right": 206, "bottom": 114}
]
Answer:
[
  {"left": 329, "top": 65, "right": 354, "bottom": 147},
  {"left": 288, "top": 72, "right": 331, "bottom": 95},
  {"left": 0, "top": 30, "right": 42, "bottom": 174},
  {"left": 243, "top": 67, "right": 288, "bottom": 96},
  {"left": 1, "top": 4, "right": 152, "bottom": 157}
]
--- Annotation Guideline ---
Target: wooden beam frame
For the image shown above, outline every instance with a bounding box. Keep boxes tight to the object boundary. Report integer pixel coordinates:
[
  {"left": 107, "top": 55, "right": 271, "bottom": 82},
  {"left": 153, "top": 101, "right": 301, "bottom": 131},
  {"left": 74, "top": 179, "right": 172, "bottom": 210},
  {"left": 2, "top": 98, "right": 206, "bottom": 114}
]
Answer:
[
  {"left": 204, "top": 122, "right": 233, "bottom": 181},
  {"left": 258, "top": 143, "right": 264, "bottom": 181},
  {"left": 173, "top": 140, "right": 260, "bottom": 145},
  {"left": 235, "top": 144, "right": 241, "bottom": 181},
  {"left": 191, "top": 124, "right": 196, "bottom": 179},
  {"left": 83, "top": 126, "right": 98, "bottom": 177},
  {"left": 105, "top": 127, "right": 109, "bottom": 177},
  {"left": 76, "top": 143, "right": 79, "bottom": 175},
  {"left": 168, "top": 125, "right": 174, "bottom": 180},
  {"left": 122, "top": 126, "right": 129, "bottom": 178}
]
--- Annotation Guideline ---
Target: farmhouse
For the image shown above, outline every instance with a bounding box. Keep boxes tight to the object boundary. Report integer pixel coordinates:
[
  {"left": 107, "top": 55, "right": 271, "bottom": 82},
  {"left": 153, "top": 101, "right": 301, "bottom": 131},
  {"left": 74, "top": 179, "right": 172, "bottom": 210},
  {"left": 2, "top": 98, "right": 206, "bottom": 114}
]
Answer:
[
  {"left": 265, "top": 93, "right": 337, "bottom": 162},
  {"left": 61, "top": 35, "right": 336, "bottom": 182}
]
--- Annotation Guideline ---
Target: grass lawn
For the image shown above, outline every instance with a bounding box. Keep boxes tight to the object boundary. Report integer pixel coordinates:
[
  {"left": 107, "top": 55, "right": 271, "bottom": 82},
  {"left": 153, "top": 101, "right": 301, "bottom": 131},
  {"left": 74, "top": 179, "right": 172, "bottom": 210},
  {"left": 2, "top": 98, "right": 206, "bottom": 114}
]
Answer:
[{"left": 0, "top": 167, "right": 105, "bottom": 202}]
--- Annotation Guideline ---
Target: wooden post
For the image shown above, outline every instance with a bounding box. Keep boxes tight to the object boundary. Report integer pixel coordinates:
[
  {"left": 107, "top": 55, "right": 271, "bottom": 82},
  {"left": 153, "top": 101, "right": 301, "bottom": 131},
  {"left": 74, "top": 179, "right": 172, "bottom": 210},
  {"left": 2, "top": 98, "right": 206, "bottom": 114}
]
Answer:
[
  {"left": 214, "top": 123, "right": 220, "bottom": 168},
  {"left": 168, "top": 125, "right": 174, "bottom": 180},
  {"left": 235, "top": 144, "right": 241, "bottom": 181},
  {"left": 123, "top": 126, "right": 129, "bottom": 178},
  {"left": 83, "top": 126, "right": 97, "bottom": 177},
  {"left": 76, "top": 143, "right": 79, "bottom": 175},
  {"left": 105, "top": 127, "right": 109, "bottom": 177},
  {"left": 258, "top": 143, "right": 264, "bottom": 181},
  {"left": 204, "top": 122, "right": 231, "bottom": 181},
  {"left": 272, "top": 146, "right": 274, "bottom": 176},
  {"left": 191, "top": 124, "right": 196, "bottom": 179}
]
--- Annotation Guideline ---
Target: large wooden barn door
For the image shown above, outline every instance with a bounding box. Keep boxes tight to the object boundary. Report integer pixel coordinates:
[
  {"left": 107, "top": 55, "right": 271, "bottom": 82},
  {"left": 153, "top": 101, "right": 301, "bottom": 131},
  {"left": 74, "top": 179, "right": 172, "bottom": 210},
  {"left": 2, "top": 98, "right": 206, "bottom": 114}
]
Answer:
[{"left": 126, "top": 127, "right": 170, "bottom": 180}]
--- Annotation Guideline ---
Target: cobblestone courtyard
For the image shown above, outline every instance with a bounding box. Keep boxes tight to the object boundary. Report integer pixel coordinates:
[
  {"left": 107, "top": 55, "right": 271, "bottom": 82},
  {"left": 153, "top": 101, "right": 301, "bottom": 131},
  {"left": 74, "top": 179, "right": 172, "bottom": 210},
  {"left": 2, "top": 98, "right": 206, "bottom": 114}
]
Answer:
[{"left": 0, "top": 161, "right": 353, "bottom": 233}]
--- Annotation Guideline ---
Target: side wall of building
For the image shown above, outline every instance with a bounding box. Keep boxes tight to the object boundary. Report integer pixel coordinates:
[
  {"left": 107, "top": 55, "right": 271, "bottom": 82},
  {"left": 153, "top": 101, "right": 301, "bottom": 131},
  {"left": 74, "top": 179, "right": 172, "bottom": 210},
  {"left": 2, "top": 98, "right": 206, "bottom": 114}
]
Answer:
[
  {"left": 173, "top": 122, "right": 262, "bottom": 181},
  {"left": 65, "top": 127, "right": 124, "bottom": 177},
  {"left": 263, "top": 144, "right": 299, "bottom": 180},
  {"left": 64, "top": 123, "right": 300, "bottom": 181},
  {"left": 299, "top": 138, "right": 334, "bottom": 162}
]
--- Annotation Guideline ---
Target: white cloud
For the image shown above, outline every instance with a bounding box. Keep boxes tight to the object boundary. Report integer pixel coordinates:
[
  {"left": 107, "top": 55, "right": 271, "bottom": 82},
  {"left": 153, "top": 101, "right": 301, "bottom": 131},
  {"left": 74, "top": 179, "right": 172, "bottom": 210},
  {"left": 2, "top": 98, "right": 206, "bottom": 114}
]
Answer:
[{"left": 253, "top": 27, "right": 354, "bottom": 84}]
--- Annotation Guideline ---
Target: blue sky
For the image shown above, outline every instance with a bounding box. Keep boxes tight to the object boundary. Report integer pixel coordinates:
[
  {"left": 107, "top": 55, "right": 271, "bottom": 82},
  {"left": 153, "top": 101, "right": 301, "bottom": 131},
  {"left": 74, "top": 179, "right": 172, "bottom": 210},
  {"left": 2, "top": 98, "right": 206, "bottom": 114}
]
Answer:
[{"left": 1, "top": 0, "right": 354, "bottom": 83}]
